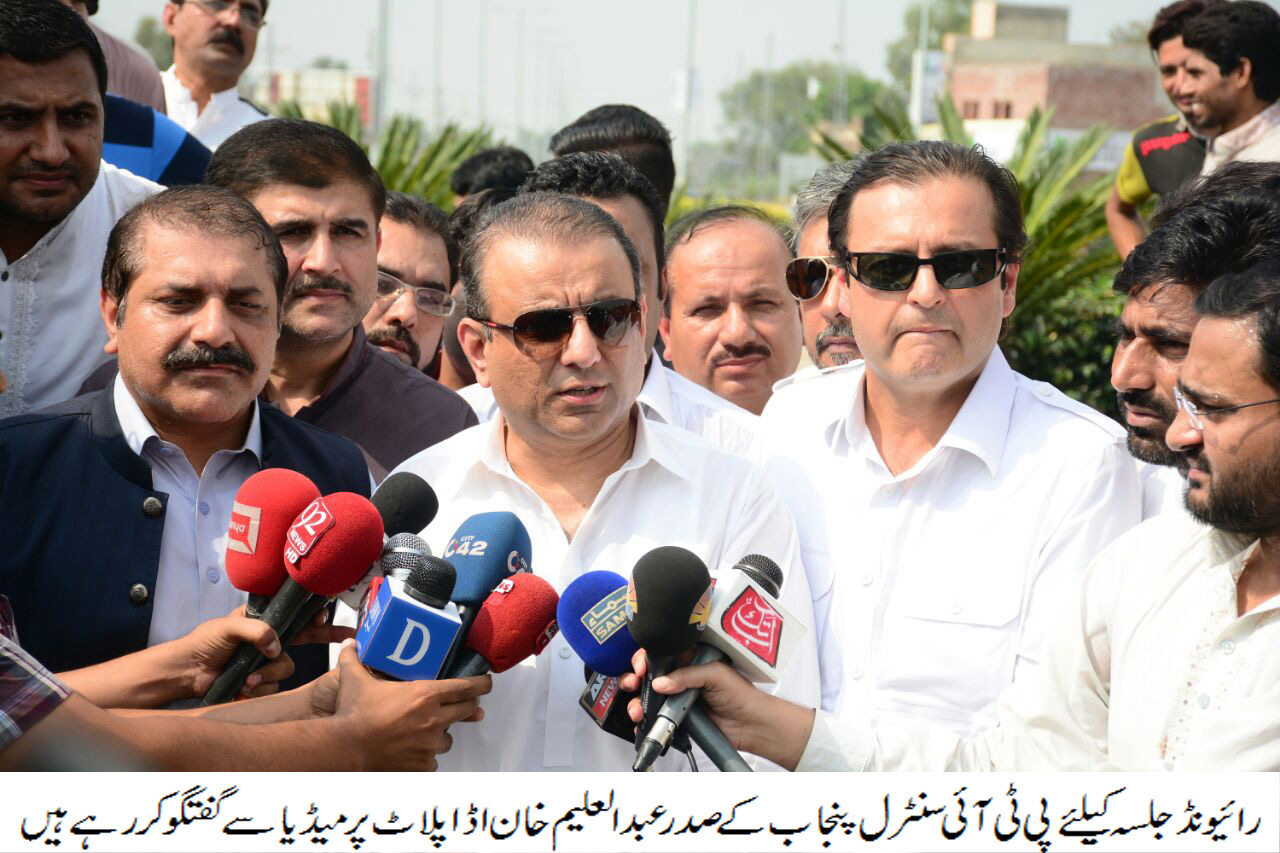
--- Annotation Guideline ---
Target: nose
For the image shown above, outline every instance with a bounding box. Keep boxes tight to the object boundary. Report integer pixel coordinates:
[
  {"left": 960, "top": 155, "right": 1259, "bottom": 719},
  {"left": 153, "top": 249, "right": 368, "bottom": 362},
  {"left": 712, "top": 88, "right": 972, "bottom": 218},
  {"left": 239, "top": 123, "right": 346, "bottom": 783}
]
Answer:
[
  {"left": 560, "top": 313, "right": 602, "bottom": 369},
  {"left": 1165, "top": 404, "right": 1202, "bottom": 453},
  {"left": 383, "top": 289, "right": 418, "bottom": 329},
  {"left": 30, "top": 115, "right": 71, "bottom": 167},
  {"left": 720, "top": 303, "right": 759, "bottom": 348},
  {"left": 190, "top": 298, "right": 237, "bottom": 350},
  {"left": 1110, "top": 338, "right": 1153, "bottom": 393},
  {"left": 819, "top": 267, "right": 848, "bottom": 324},
  {"left": 299, "top": 231, "right": 340, "bottom": 279},
  {"left": 906, "top": 265, "right": 946, "bottom": 309}
]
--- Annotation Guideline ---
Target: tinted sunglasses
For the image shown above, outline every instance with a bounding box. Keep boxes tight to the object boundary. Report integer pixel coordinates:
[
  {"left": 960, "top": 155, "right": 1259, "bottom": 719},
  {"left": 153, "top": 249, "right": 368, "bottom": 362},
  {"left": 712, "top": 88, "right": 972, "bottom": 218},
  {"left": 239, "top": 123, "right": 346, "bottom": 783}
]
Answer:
[
  {"left": 785, "top": 256, "right": 841, "bottom": 302},
  {"left": 474, "top": 298, "right": 642, "bottom": 359},
  {"left": 844, "top": 248, "right": 1007, "bottom": 292}
]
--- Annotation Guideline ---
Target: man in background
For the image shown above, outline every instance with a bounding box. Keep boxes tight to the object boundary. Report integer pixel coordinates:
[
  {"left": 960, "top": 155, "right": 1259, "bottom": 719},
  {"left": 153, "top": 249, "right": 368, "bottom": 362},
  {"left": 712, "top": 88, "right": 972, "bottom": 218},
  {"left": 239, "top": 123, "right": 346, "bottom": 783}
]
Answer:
[
  {"left": 449, "top": 146, "right": 533, "bottom": 206},
  {"left": 550, "top": 104, "right": 676, "bottom": 218}
]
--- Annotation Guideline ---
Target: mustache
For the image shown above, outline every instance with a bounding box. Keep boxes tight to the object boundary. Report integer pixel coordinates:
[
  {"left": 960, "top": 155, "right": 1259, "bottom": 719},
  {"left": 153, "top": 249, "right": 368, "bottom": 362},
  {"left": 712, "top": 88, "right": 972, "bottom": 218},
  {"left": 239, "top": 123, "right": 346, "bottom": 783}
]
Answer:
[
  {"left": 13, "top": 162, "right": 80, "bottom": 180},
  {"left": 287, "top": 274, "right": 354, "bottom": 300},
  {"left": 1175, "top": 449, "right": 1211, "bottom": 476},
  {"left": 712, "top": 342, "right": 772, "bottom": 366},
  {"left": 208, "top": 28, "right": 245, "bottom": 54},
  {"left": 366, "top": 325, "right": 422, "bottom": 367},
  {"left": 1116, "top": 389, "right": 1177, "bottom": 421},
  {"left": 815, "top": 320, "right": 854, "bottom": 349},
  {"left": 163, "top": 343, "right": 256, "bottom": 373}
]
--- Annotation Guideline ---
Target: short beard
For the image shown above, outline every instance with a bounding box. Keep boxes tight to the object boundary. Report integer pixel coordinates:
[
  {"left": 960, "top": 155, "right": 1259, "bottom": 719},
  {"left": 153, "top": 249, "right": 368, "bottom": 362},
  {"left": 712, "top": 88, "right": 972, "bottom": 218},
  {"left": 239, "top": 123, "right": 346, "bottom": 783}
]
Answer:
[
  {"left": 1180, "top": 448, "right": 1280, "bottom": 539},
  {"left": 366, "top": 324, "right": 422, "bottom": 368},
  {"left": 1117, "top": 389, "right": 1179, "bottom": 467},
  {"left": 816, "top": 320, "right": 859, "bottom": 366}
]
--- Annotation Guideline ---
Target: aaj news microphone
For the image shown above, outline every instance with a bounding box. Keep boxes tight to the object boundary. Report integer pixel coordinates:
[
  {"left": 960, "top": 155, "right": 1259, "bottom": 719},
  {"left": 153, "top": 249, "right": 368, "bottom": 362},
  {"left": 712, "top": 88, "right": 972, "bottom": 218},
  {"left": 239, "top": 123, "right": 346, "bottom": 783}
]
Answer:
[
  {"left": 203, "top": 491, "right": 384, "bottom": 704},
  {"left": 634, "top": 553, "right": 805, "bottom": 771}
]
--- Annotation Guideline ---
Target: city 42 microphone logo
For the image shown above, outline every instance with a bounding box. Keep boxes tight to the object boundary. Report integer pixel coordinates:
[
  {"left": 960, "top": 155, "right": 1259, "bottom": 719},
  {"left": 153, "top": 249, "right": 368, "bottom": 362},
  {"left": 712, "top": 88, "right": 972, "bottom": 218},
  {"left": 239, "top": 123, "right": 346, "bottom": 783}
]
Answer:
[
  {"left": 722, "top": 587, "right": 782, "bottom": 667},
  {"left": 284, "top": 497, "right": 334, "bottom": 564},
  {"left": 226, "top": 501, "right": 261, "bottom": 556}
]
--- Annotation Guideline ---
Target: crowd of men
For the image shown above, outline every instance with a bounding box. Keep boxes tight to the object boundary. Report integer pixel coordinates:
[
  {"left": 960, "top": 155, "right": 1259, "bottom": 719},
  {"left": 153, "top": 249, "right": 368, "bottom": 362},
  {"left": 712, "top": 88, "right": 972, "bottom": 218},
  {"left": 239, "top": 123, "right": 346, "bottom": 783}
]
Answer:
[{"left": 1, "top": 0, "right": 1279, "bottom": 772}]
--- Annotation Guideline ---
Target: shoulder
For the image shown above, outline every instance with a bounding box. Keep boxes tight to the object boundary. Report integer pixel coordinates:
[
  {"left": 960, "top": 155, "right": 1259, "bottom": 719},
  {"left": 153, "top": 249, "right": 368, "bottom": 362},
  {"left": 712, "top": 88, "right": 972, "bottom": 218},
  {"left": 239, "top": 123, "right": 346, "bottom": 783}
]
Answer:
[
  {"left": 1089, "top": 510, "right": 1208, "bottom": 581},
  {"left": 0, "top": 395, "right": 96, "bottom": 445},
  {"left": 762, "top": 361, "right": 861, "bottom": 432},
  {"left": 361, "top": 346, "right": 476, "bottom": 422},
  {"left": 236, "top": 97, "right": 269, "bottom": 118},
  {"left": 770, "top": 362, "right": 854, "bottom": 394},
  {"left": 644, "top": 418, "right": 770, "bottom": 492},
  {"left": 388, "top": 422, "right": 488, "bottom": 482},
  {"left": 97, "top": 160, "right": 163, "bottom": 209},
  {"left": 1130, "top": 114, "right": 1183, "bottom": 144},
  {"left": 1009, "top": 372, "right": 1126, "bottom": 445},
  {"left": 260, "top": 403, "right": 361, "bottom": 457}
]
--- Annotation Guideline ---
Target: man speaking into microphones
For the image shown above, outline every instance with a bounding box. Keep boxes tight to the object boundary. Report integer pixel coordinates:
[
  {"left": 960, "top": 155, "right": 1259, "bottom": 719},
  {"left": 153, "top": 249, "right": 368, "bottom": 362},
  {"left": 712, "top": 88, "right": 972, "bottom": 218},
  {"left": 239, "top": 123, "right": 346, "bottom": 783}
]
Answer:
[{"left": 385, "top": 192, "right": 820, "bottom": 771}]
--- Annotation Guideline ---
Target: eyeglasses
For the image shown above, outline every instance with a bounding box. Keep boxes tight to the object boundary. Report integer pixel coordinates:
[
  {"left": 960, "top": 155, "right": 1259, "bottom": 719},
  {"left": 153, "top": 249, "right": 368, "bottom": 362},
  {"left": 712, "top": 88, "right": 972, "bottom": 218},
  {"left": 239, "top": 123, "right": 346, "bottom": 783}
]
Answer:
[
  {"left": 179, "top": 0, "right": 265, "bottom": 29},
  {"left": 785, "top": 256, "right": 842, "bottom": 302},
  {"left": 375, "top": 271, "right": 454, "bottom": 317},
  {"left": 472, "top": 298, "right": 642, "bottom": 359},
  {"left": 843, "top": 248, "right": 1007, "bottom": 292},
  {"left": 1174, "top": 385, "right": 1280, "bottom": 431}
]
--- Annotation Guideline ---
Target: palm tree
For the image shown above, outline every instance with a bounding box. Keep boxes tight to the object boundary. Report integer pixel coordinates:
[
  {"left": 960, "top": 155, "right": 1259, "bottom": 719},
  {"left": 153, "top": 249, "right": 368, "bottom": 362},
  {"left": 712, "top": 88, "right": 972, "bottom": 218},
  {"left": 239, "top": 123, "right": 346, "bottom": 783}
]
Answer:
[
  {"left": 274, "top": 101, "right": 492, "bottom": 211},
  {"left": 815, "top": 95, "right": 1123, "bottom": 415}
]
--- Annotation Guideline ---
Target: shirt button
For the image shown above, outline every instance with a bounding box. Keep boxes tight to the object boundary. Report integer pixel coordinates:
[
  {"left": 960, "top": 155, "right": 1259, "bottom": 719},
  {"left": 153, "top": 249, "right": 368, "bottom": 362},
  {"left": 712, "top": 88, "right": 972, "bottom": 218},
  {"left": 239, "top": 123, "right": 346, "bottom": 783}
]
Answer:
[
  {"left": 1, "top": 270, "right": 8, "bottom": 281},
  {"left": 558, "top": 647, "right": 572, "bottom": 660},
  {"left": 1198, "top": 694, "right": 1210, "bottom": 710},
  {"left": 206, "top": 569, "right": 220, "bottom": 584},
  {"left": 849, "top": 666, "right": 864, "bottom": 679},
  {"left": 1221, "top": 640, "right": 1235, "bottom": 655},
  {"left": 860, "top": 573, "right": 874, "bottom": 586},
  {"left": 141, "top": 496, "right": 164, "bottom": 518},
  {"left": 949, "top": 601, "right": 963, "bottom": 615},
  {"left": 128, "top": 583, "right": 149, "bottom": 605},
  {"left": 199, "top": 501, "right": 211, "bottom": 516}
]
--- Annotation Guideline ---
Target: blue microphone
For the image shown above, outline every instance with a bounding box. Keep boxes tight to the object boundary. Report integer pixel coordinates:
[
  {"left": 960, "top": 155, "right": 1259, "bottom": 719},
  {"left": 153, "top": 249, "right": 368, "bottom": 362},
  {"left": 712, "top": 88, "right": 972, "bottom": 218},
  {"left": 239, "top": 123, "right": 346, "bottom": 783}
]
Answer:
[
  {"left": 439, "top": 511, "right": 533, "bottom": 674},
  {"left": 558, "top": 570, "right": 635, "bottom": 676},
  {"left": 355, "top": 554, "right": 462, "bottom": 680}
]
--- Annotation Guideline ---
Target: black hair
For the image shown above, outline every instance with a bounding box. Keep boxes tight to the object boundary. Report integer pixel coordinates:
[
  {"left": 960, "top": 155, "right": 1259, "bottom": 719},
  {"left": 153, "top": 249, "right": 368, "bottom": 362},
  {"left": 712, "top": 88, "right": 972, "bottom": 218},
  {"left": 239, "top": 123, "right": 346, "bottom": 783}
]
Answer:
[
  {"left": 449, "top": 187, "right": 518, "bottom": 249},
  {"left": 827, "top": 141, "right": 1027, "bottom": 270},
  {"left": 1197, "top": 258, "right": 1280, "bottom": 391},
  {"left": 520, "top": 151, "right": 666, "bottom": 275},
  {"left": 460, "top": 192, "right": 642, "bottom": 322},
  {"left": 1115, "top": 161, "right": 1280, "bottom": 296},
  {"left": 205, "top": 118, "right": 386, "bottom": 220},
  {"left": 663, "top": 204, "right": 793, "bottom": 316},
  {"left": 549, "top": 104, "right": 675, "bottom": 215},
  {"left": 173, "top": 0, "right": 269, "bottom": 16},
  {"left": 449, "top": 146, "right": 534, "bottom": 197},
  {"left": 102, "top": 184, "right": 287, "bottom": 322},
  {"left": 0, "top": 0, "right": 108, "bottom": 97},
  {"left": 1181, "top": 0, "right": 1280, "bottom": 102},
  {"left": 1147, "top": 0, "right": 1223, "bottom": 51},
  {"left": 384, "top": 191, "right": 458, "bottom": 285}
]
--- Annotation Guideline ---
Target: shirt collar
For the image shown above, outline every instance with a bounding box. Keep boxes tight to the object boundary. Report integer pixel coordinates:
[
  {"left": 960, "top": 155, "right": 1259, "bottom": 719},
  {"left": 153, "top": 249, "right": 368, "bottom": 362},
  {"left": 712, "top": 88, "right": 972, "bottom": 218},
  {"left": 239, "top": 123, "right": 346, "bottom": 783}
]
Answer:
[
  {"left": 843, "top": 348, "right": 1015, "bottom": 478},
  {"left": 476, "top": 406, "right": 694, "bottom": 485},
  {"left": 113, "top": 373, "right": 263, "bottom": 462},
  {"left": 1, "top": 166, "right": 104, "bottom": 267},
  {"left": 1208, "top": 100, "right": 1280, "bottom": 157},
  {"left": 636, "top": 358, "right": 675, "bottom": 425},
  {"left": 162, "top": 64, "right": 242, "bottom": 108}
]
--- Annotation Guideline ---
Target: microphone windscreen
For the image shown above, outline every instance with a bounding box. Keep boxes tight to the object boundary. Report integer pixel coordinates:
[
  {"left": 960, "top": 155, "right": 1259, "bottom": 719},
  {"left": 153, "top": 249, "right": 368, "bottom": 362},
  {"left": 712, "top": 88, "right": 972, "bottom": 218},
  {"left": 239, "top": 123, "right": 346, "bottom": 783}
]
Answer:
[
  {"left": 380, "top": 532, "right": 432, "bottom": 579},
  {"left": 225, "top": 468, "right": 320, "bottom": 596},
  {"left": 734, "top": 553, "right": 783, "bottom": 598},
  {"left": 285, "top": 492, "right": 385, "bottom": 595},
  {"left": 445, "top": 511, "right": 533, "bottom": 605},
  {"left": 558, "top": 570, "right": 637, "bottom": 676},
  {"left": 464, "top": 573, "right": 559, "bottom": 673},
  {"left": 626, "top": 546, "right": 713, "bottom": 658},
  {"left": 372, "top": 472, "right": 439, "bottom": 535},
  {"left": 406, "top": 555, "right": 457, "bottom": 607}
]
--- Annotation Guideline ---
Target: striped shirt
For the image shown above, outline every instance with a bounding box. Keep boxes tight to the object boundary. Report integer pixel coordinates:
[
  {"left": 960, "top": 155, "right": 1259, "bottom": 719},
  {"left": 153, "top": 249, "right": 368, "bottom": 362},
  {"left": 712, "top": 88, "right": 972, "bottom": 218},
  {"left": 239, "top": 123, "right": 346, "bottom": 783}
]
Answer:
[{"left": 0, "top": 634, "right": 70, "bottom": 749}]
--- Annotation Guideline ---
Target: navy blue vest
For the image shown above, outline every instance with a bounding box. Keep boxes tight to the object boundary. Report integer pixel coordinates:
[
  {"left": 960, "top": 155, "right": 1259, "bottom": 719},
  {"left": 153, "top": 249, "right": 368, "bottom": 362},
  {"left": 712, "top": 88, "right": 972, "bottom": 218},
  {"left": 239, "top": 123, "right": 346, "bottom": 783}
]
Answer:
[{"left": 0, "top": 391, "right": 370, "bottom": 684}]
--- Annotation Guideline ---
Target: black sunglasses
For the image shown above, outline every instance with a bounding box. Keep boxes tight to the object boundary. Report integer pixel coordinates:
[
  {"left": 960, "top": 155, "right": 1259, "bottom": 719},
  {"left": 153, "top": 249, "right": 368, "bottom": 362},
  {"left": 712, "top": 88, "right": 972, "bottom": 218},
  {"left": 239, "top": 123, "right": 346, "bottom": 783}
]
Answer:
[
  {"left": 844, "top": 248, "right": 1007, "bottom": 292},
  {"left": 473, "top": 298, "right": 642, "bottom": 359},
  {"left": 785, "top": 256, "right": 841, "bottom": 302}
]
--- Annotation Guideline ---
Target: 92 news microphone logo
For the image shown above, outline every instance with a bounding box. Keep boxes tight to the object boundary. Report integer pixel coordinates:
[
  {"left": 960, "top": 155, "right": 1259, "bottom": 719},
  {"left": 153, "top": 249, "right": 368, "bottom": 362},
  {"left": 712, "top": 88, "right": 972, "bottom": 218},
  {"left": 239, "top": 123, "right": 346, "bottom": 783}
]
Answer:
[
  {"left": 582, "top": 586, "right": 628, "bottom": 644},
  {"left": 226, "top": 501, "right": 261, "bottom": 556},
  {"left": 721, "top": 587, "right": 782, "bottom": 666},
  {"left": 284, "top": 497, "right": 334, "bottom": 564}
]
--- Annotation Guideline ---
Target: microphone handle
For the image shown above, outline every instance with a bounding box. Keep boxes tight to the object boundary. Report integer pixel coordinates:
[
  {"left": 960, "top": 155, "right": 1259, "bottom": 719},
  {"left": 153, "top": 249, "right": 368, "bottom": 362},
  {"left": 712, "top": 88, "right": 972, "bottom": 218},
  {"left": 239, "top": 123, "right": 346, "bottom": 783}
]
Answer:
[
  {"left": 278, "top": 594, "right": 328, "bottom": 648},
  {"left": 202, "top": 579, "right": 313, "bottom": 705},
  {"left": 684, "top": 705, "right": 752, "bottom": 772},
  {"left": 438, "top": 602, "right": 477, "bottom": 676},
  {"left": 636, "top": 654, "right": 674, "bottom": 754},
  {"left": 634, "top": 644, "right": 726, "bottom": 770},
  {"left": 445, "top": 648, "right": 492, "bottom": 678},
  {"left": 246, "top": 593, "right": 271, "bottom": 621}
]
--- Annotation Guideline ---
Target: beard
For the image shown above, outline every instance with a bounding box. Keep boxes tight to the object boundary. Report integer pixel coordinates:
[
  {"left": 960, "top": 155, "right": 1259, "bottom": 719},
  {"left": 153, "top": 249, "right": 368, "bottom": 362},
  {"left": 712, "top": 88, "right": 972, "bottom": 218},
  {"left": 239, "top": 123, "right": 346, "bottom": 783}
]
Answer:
[
  {"left": 1117, "top": 389, "right": 1179, "bottom": 466},
  {"left": 1177, "top": 446, "right": 1280, "bottom": 538},
  {"left": 816, "top": 319, "right": 859, "bottom": 366},
  {"left": 366, "top": 324, "right": 422, "bottom": 368}
]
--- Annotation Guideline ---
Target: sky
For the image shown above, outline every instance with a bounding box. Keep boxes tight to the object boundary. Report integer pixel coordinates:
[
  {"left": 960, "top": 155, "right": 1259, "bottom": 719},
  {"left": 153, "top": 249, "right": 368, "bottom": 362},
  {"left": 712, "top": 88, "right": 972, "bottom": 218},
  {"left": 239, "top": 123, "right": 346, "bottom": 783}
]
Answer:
[{"left": 92, "top": 0, "right": 1233, "bottom": 156}]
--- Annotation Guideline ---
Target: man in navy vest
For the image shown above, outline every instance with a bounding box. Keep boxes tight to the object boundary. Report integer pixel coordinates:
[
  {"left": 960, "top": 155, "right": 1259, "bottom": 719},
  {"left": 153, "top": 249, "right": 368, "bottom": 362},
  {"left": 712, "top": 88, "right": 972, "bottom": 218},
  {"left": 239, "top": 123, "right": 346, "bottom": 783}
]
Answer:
[{"left": 0, "top": 184, "right": 370, "bottom": 695}]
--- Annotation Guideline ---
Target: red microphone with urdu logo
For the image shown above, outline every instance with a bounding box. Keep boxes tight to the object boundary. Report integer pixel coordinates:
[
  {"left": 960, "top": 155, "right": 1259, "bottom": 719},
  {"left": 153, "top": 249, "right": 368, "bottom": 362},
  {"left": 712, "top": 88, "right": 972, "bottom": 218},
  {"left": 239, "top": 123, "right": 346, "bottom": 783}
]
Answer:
[{"left": 224, "top": 468, "right": 321, "bottom": 619}]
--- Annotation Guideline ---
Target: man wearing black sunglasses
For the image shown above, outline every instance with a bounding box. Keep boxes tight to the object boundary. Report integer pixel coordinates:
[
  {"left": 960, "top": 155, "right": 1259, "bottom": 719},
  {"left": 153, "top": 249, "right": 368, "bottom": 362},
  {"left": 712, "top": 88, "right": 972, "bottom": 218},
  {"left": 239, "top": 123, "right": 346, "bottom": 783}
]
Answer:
[
  {"left": 386, "top": 192, "right": 821, "bottom": 771},
  {"left": 761, "top": 141, "right": 1142, "bottom": 731}
]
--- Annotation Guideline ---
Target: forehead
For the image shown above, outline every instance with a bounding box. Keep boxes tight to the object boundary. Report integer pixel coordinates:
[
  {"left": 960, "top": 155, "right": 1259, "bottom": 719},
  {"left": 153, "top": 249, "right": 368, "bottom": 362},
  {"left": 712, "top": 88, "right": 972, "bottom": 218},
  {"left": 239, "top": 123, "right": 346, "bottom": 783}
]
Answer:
[
  {"left": 673, "top": 218, "right": 791, "bottom": 284},
  {"left": 248, "top": 179, "right": 377, "bottom": 223},
  {"left": 1121, "top": 282, "right": 1198, "bottom": 329},
  {"left": 847, "top": 176, "right": 998, "bottom": 250},
  {"left": 1155, "top": 36, "right": 1190, "bottom": 65},
  {"left": 795, "top": 215, "right": 830, "bottom": 257},
  {"left": 1183, "top": 50, "right": 1218, "bottom": 72},
  {"left": 0, "top": 52, "right": 101, "bottom": 106},
  {"left": 587, "top": 194, "right": 655, "bottom": 254},
  {"left": 1183, "top": 315, "right": 1269, "bottom": 395},
  {"left": 133, "top": 221, "right": 274, "bottom": 291},
  {"left": 379, "top": 218, "right": 448, "bottom": 280},
  {"left": 482, "top": 233, "right": 632, "bottom": 312}
]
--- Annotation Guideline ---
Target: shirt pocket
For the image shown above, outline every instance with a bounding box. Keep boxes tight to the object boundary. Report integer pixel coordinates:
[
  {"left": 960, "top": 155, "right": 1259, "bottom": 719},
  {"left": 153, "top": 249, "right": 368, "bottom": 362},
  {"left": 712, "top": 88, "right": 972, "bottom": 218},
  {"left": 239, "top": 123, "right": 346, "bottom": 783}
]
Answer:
[{"left": 875, "top": 583, "right": 1023, "bottom": 729}]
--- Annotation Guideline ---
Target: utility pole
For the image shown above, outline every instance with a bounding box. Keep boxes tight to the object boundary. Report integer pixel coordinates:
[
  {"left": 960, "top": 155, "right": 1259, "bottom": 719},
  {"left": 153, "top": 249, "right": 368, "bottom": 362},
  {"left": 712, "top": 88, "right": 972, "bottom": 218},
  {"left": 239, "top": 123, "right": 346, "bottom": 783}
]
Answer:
[
  {"left": 477, "top": 0, "right": 488, "bottom": 126},
  {"left": 835, "top": 0, "right": 847, "bottom": 123},
  {"left": 433, "top": 0, "right": 444, "bottom": 130},
  {"left": 681, "top": 0, "right": 698, "bottom": 187},
  {"left": 374, "top": 0, "right": 389, "bottom": 134}
]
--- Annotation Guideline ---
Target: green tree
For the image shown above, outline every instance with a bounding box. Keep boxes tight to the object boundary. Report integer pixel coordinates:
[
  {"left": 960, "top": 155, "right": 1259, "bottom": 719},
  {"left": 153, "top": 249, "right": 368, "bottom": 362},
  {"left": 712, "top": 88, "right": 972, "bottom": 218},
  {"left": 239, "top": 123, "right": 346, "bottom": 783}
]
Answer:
[
  {"left": 134, "top": 16, "right": 172, "bottom": 70},
  {"left": 885, "top": 0, "right": 973, "bottom": 93},
  {"left": 1108, "top": 19, "right": 1149, "bottom": 45}
]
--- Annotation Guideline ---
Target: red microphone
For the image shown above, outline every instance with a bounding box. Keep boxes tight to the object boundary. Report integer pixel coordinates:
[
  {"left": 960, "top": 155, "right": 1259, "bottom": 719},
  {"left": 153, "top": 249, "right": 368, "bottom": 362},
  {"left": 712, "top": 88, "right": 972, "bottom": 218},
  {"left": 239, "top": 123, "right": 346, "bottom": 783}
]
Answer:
[
  {"left": 225, "top": 468, "right": 321, "bottom": 617},
  {"left": 446, "top": 573, "right": 560, "bottom": 677},
  {"left": 203, "top": 492, "right": 384, "bottom": 704}
]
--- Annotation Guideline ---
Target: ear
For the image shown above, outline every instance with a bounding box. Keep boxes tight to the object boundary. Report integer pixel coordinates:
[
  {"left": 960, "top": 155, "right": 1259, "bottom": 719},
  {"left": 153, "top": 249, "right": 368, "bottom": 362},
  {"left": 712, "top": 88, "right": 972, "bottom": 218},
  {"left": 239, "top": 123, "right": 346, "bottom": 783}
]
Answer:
[
  {"left": 1229, "top": 57, "right": 1253, "bottom": 93},
  {"left": 457, "top": 318, "right": 492, "bottom": 388},
  {"left": 162, "top": 1, "right": 180, "bottom": 36},
  {"left": 100, "top": 289, "right": 121, "bottom": 355},
  {"left": 657, "top": 270, "right": 673, "bottom": 351},
  {"left": 375, "top": 224, "right": 383, "bottom": 254},
  {"left": 1001, "top": 262, "right": 1020, "bottom": 318}
]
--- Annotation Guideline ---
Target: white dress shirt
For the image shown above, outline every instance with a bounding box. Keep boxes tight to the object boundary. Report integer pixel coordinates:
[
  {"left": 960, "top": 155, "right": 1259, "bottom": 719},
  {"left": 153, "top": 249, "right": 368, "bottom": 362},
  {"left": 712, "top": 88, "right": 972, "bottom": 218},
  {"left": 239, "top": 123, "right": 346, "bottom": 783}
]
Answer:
[
  {"left": 1201, "top": 100, "right": 1280, "bottom": 175},
  {"left": 1137, "top": 459, "right": 1185, "bottom": 520},
  {"left": 456, "top": 362, "right": 761, "bottom": 458},
  {"left": 387, "top": 413, "right": 821, "bottom": 771},
  {"left": 797, "top": 511, "right": 1280, "bottom": 771},
  {"left": 114, "top": 376, "right": 258, "bottom": 647},
  {"left": 1, "top": 162, "right": 158, "bottom": 417},
  {"left": 161, "top": 66, "right": 268, "bottom": 151},
  {"left": 760, "top": 349, "right": 1143, "bottom": 732}
]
